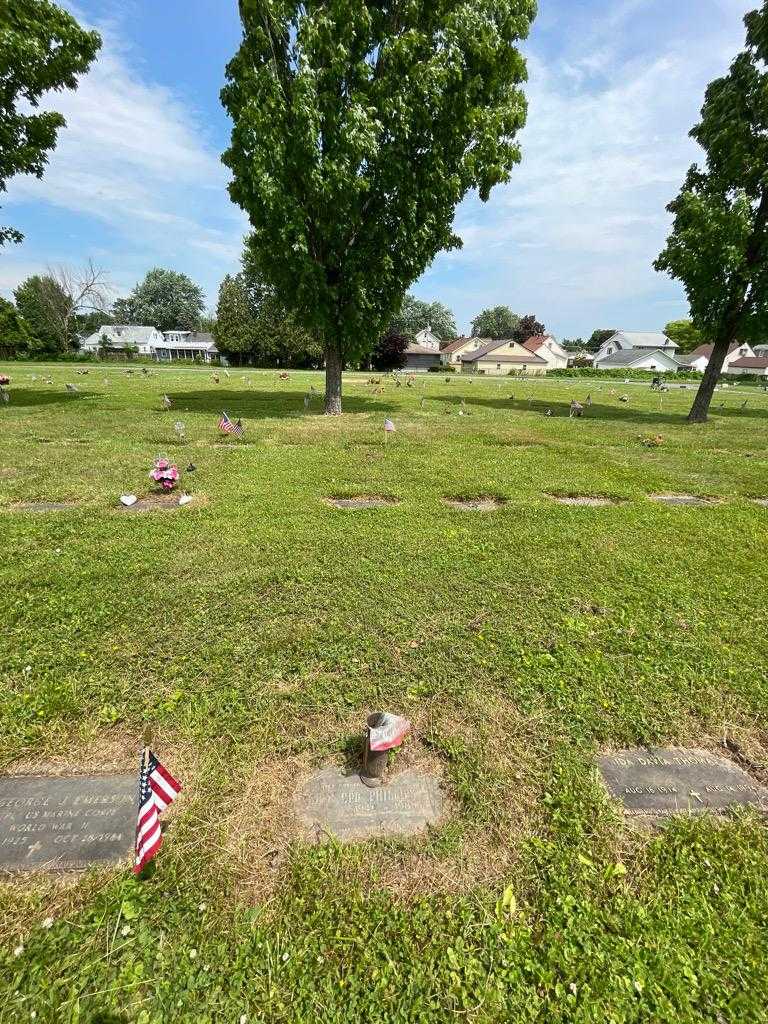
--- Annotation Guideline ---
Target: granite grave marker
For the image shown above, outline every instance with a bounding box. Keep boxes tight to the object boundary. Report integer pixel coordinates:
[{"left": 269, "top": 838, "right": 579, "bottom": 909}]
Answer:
[
  {"left": 294, "top": 767, "right": 443, "bottom": 841},
  {"left": 598, "top": 747, "right": 768, "bottom": 817},
  {"left": 0, "top": 775, "right": 135, "bottom": 872}
]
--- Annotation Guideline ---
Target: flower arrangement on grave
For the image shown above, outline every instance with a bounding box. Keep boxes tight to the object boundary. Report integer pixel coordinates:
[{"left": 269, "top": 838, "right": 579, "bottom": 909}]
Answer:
[
  {"left": 0, "top": 375, "right": 10, "bottom": 386},
  {"left": 149, "top": 456, "right": 180, "bottom": 491}
]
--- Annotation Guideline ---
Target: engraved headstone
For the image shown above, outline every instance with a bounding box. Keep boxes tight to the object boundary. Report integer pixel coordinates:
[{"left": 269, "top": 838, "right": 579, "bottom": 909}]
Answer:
[
  {"left": 598, "top": 747, "right": 768, "bottom": 817},
  {"left": 294, "top": 767, "right": 443, "bottom": 841},
  {"left": 0, "top": 776, "right": 135, "bottom": 872}
]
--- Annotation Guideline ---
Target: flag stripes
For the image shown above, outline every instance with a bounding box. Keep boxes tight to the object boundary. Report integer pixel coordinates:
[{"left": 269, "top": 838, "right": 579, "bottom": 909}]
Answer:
[{"left": 135, "top": 750, "right": 182, "bottom": 874}]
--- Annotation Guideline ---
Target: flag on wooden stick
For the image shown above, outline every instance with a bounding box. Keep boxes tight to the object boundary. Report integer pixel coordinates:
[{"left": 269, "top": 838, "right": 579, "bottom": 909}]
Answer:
[
  {"left": 135, "top": 750, "right": 181, "bottom": 874},
  {"left": 384, "top": 418, "right": 396, "bottom": 433}
]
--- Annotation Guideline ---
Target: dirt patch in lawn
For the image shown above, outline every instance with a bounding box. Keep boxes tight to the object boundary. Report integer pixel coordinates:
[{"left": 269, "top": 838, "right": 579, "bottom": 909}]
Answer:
[
  {"left": 443, "top": 496, "right": 506, "bottom": 512},
  {"left": 325, "top": 495, "right": 400, "bottom": 510},
  {"left": 547, "top": 494, "right": 619, "bottom": 507},
  {"left": 118, "top": 492, "right": 203, "bottom": 512},
  {"left": 650, "top": 493, "right": 721, "bottom": 507},
  {"left": 7, "top": 501, "right": 77, "bottom": 512}
]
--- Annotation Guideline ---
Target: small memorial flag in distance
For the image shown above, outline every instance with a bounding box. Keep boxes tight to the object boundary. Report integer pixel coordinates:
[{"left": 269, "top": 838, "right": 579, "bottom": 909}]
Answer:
[
  {"left": 135, "top": 749, "right": 182, "bottom": 874},
  {"left": 383, "top": 417, "right": 396, "bottom": 446},
  {"left": 218, "top": 411, "right": 244, "bottom": 438}
]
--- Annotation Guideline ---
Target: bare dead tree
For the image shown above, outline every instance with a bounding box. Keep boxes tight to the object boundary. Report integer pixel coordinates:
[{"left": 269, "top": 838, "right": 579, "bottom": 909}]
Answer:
[{"left": 43, "top": 260, "right": 113, "bottom": 350}]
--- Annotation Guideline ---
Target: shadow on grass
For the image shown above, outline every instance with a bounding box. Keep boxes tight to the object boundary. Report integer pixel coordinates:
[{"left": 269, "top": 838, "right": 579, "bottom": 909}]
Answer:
[
  {"left": 461, "top": 396, "right": 768, "bottom": 425},
  {"left": 1, "top": 389, "right": 93, "bottom": 408},
  {"left": 168, "top": 388, "right": 396, "bottom": 418}
]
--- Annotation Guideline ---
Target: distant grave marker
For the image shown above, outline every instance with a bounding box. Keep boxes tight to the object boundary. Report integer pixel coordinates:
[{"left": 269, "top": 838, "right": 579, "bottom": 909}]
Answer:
[
  {"left": 598, "top": 747, "right": 768, "bottom": 817},
  {"left": 548, "top": 494, "right": 617, "bottom": 507},
  {"left": 443, "top": 496, "right": 505, "bottom": 512},
  {"left": 650, "top": 494, "right": 719, "bottom": 507},
  {"left": 0, "top": 775, "right": 135, "bottom": 872},
  {"left": 325, "top": 496, "right": 399, "bottom": 510},
  {"left": 294, "top": 767, "right": 443, "bottom": 841}
]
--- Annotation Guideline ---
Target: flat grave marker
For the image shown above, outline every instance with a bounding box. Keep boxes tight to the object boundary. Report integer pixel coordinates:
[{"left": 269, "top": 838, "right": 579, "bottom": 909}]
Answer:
[
  {"left": 0, "top": 775, "right": 135, "bottom": 872},
  {"left": 598, "top": 747, "right": 768, "bottom": 818},
  {"left": 294, "top": 767, "right": 443, "bottom": 841}
]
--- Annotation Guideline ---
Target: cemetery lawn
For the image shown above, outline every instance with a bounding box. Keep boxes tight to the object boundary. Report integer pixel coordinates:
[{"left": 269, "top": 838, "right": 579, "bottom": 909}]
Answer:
[{"left": 2, "top": 364, "right": 768, "bottom": 1023}]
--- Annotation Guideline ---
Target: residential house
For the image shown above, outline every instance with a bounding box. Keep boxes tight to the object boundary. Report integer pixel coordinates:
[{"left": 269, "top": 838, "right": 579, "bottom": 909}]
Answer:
[
  {"left": 153, "top": 331, "right": 219, "bottom": 364},
  {"left": 440, "top": 336, "right": 483, "bottom": 367},
  {"left": 594, "top": 331, "right": 680, "bottom": 372},
  {"left": 80, "top": 325, "right": 220, "bottom": 363},
  {"left": 727, "top": 355, "right": 768, "bottom": 377},
  {"left": 521, "top": 334, "right": 569, "bottom": 370},
  {"left": 460, "top": 338, "right": 548, "bottom": 376},
  {"left": 404, "top": 324, "right": 442, "bottom": 371},
  {"left": 80, "top": 325, "right": 165, "bottom": 357},
  {"left": 678, "top": 342, "right": 754, "bottom": 373}
]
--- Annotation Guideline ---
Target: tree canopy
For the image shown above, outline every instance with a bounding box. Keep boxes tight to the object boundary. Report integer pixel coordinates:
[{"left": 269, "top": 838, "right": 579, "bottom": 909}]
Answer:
[
  {"left": 214, "top": 267, "right": 321, "bottom": 368},
  {"left": 471, "top": 306, "right": 520, "bottom": 339},
  {"left": 587, "top": 329, "right": 615, "bottom": 352},
  {"left": 371, "top": 330, "right": 409, "bottom": 371},
  {"left": 514, "top": 314, "right": 545, "bottom": 343},
  {"left": 0, "top": 0, "right": 100, "bottom": 245},
  {"left": 388, "top": 295, "right": 457, "bottom": 341},
  {"left": 0, "top": 298, "right": 32, "bottom": 358},
  {"left": 663, "top": 319, "right": 704, "bottom": 352},
  {"left": 222, "top": 0, "right": 536, "bottom": 411},
  {"left": 113, "top": 269, "right": 205, "bottom": 333},
  {"left": 14, "top": 274, "right": 70, "bottom": 354},
  {"left": 655, "top": 3, "right": 768, "bottom": 422}
]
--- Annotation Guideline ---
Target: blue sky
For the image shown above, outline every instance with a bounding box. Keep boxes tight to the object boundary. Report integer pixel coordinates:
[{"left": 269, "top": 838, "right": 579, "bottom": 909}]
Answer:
[{"left": 0, "top": 0, "right": 756, "bottom": 337}]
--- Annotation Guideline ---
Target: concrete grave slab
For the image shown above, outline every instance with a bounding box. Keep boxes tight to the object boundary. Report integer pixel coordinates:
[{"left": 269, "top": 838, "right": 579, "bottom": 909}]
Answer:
[
  {"left": 294, "top": 767, "right": 443, "bottom": 842},
  {"left": 598, "top": 747, "right": 768, "bottom": 818},
  {"left": 0, "top": 775, "right": 135, "bottom": 872}
]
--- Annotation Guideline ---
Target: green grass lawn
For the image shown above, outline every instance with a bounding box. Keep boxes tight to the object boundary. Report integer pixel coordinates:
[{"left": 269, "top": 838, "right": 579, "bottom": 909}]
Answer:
[{"left": 1, "top": 363, "right": 767, "bottom": 1023}]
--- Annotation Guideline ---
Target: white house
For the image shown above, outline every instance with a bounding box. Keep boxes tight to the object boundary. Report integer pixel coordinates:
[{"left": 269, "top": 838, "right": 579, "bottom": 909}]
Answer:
[
  {"left": 594, "top": 331, "right": 680, "bottom": 372},
  {"left": 594, "top": 348, "right": 680, "bottom": 372},
  {"left": 679, "top": 342, "right": 754, "bottom": 373},
  {"left": 80, "top": 325, "right": 165, "bottom": 357},
  {"left": 80, "top": 325, "right": 219, "bottom": 363},
  {"left": 521, "top": 334, "right": 569, "bottom": 370},
  {"left": 153, "top": 331, "right": 219, "bottom": 363}
]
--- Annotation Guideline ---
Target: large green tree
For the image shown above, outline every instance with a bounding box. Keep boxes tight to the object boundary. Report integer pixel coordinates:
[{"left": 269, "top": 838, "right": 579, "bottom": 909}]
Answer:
[
  {"left": 14, "top": 274, "right": 69, "bottom": 353},
  {"left": 471, "top": 305, "right": 520, "bottom": 339},
  {"left": 222, "top": 0, "right": 536, "bottom": 413},
  {"left": 0, "top": 1, "right": 100, "bottom": 245},
  {"left": 0, "top": 298, "right": 32, "bottom": 358},
  {"left": 113, "top": 269, "right": 205, "bottom": 333},
  {"left": 655, "top": 3, "right": 768, "bottom": 423},
  {"left": 388, "top": 294, "right": 457, "bottom": 342}
]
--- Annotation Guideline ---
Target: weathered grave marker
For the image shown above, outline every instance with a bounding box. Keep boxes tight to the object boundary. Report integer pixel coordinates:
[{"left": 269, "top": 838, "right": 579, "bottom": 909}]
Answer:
[
  {"left": 294, "top": 767, "right": 443, "bottom": 841},
  {"left": 598, "top": 747, "right": 768, "bottom": 817},
  {"left": 0, "top": 775, "right": 135, "bottom": 871}
]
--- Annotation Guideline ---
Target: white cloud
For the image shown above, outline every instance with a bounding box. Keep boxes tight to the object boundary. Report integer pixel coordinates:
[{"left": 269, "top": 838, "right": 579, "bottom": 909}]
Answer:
[
  {"left": 424, "top": 0, "right": 756, "bottom": 336},
  {"left": 3, "top": 7, "right": 244, "bottom": 300}
]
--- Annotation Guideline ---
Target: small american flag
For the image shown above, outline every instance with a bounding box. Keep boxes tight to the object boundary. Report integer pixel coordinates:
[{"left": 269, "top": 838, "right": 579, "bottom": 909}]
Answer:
[
  {"left": 162, "top": 394, "right": 172, "bottom": 409},
  {"left": 384, "top": 418, "right": 396, "bottom": 433},
  {"left": 135, "top": 750, "right": 182, "bottom": 874},
  {"left": 218, "top": 411, "right": 244, "bottom": 438}
]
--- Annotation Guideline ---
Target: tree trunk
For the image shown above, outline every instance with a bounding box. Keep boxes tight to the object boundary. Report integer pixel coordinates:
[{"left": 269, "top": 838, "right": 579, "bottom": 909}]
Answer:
[
  {"left": 687, "top": 332, "right": 737, "bottom": 423},
  {"left": 324, "top": 344, "right": 343, "bottom": 415}
]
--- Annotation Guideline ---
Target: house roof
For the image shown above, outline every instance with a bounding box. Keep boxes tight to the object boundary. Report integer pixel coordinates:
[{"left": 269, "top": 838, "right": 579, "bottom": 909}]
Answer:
[
  {"left": 83, "top": 324, "right": 160, "bottom": 346},
  {"left": 729, "top": 356, "right": 768, "bottom": 368},
  {"left": 522, "top": 334, "right": 556, "bottom": 353},
  {"left": 596, "top": 349, "right": 678, "bottom": 367},
  {"left": 441, "top": 336, "right": 475, "bottom": 355},
  {"left": 609, "top": 331, "right": 679, "bottom": 350},
  {"left": 405, "top": 344, "right": 441, "bottom": 357},
  {"left": 461, "top": 340, "right": 547, "bottom": 365},
  {"left": 686, "top": 343, "right": 742, "bottom": 360},
  {"left": 459, "top": 339, "right": 509, "bottom": 361}
]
